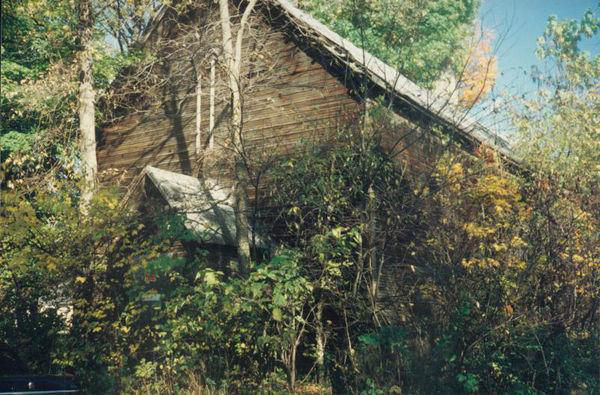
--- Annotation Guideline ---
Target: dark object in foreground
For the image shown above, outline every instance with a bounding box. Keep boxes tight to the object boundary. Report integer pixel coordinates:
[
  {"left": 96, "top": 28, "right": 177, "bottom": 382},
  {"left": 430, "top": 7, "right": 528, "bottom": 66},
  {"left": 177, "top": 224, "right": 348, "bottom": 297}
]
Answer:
[{"left": 0, "top": 376, "right": 79, "bottom": 394}]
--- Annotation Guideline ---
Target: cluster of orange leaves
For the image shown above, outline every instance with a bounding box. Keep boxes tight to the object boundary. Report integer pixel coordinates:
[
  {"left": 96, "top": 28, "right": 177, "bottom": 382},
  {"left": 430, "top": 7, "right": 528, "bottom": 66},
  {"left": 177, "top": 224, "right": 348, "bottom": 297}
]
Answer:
[{"left": 459, "top": 27, "right": 498, "bottom": 108}]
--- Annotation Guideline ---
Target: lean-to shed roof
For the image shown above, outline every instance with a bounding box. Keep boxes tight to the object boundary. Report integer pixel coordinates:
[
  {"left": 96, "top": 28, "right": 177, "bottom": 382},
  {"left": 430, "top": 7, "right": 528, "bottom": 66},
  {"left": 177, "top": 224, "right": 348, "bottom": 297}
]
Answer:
[{"left": 144, "top": 166, "right": 264, "bottom": 246}]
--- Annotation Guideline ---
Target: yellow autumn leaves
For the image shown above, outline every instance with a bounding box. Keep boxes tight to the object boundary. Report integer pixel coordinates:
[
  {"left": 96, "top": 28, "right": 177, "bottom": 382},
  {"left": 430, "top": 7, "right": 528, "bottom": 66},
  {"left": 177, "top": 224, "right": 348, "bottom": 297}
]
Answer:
[
  {"left": 431, "top": 150, "right": 599, "bottom": 276},
  {"left": 432, "top": 153, "right": 529, "bottom": 271}
]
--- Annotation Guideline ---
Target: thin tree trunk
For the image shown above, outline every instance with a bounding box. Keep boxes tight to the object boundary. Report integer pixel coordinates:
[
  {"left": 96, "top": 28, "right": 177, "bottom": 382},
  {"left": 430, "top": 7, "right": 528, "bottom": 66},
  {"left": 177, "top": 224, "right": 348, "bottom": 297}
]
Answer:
[
  {"left": 315, "top": 299, "right": 326, "bottom": 383},
  {"left": 79, "top": 0, "right": 97, "bottom": 209},
  {"left": 209, "top": 57, "right": 215, "bottom": 148},
  {"left": 195, "top": 75, "right": 202, "bottom": 156},
  {"left": 218, "top": 0, "right": 256, "bottom": 275},
  {"left": 233, "top": 166, "right": 251, "bottom": 275},
  {"left": 366, "top": 184, "right": 382, "bottom": 326},
  {"left": 290, "top": 339, "right": 297, "bottom": 390}
]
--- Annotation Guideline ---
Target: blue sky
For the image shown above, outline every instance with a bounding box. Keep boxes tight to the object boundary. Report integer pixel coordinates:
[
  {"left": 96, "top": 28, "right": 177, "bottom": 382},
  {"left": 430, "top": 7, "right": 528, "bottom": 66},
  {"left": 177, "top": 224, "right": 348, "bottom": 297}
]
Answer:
[{"left": 479, "top": 0, "right": 599, "bottom": 96}]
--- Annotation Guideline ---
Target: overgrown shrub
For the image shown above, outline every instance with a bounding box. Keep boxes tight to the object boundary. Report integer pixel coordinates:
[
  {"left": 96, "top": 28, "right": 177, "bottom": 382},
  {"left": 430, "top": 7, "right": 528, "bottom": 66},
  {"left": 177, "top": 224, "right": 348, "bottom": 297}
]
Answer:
[{"left": 263, "top": 123, "right": 599, "bottom": 393}]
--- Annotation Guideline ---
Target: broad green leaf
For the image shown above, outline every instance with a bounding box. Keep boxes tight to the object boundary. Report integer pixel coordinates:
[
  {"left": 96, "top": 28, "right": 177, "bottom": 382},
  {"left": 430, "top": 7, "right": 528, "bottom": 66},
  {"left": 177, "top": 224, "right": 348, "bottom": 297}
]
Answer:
[{"left": 272, "top": 307, "right": 283, "bottom": 321}]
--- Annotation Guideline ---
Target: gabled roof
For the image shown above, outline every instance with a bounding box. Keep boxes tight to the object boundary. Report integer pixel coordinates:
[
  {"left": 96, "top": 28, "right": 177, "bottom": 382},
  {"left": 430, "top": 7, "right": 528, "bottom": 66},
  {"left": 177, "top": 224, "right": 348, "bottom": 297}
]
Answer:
[
  {"left": 272, "top": 0, "right": 514, "bottom": 160},
  {"left": 140, "top": 0, "right": 514, "bottom": 161},
  {"left": 144, "top": 166, "right": 264, "bottom": 246}
]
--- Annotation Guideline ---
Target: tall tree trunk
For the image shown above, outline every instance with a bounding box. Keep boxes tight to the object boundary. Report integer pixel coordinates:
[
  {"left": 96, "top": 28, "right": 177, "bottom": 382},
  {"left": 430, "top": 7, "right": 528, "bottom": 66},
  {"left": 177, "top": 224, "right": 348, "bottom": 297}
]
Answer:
[
  {"left": 218, "top": 0, "right": 256, "bottom": 275},
  {"left": 79, "top": 0, "right": 97, "bottom": 209}
]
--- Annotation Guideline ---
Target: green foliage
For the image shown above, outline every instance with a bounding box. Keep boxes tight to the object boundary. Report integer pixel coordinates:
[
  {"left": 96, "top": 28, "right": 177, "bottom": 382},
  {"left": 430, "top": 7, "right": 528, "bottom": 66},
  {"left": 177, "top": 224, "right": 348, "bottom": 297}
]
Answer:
[
  {"left": 0, "top": 182, "right": 173, "bottom": 388},
  {"left": 514, "top": 7, "right": 599, "bottom": 192},
  {"left": 0, "top": 131, "right": 36, "bottom": 155},
  {"left": 298, "top": 0, "right": 480, "bottom": 85},
  {"left": 0, "top": 0, "right": 153, "bottom": 181},
  {"left": 3, "top": 95, "right": 598, "bottom": 395},
  {"left": 1, "top": 0, "right": 78, "bottom": 150},
  {"left": 264, "top": 113, "right": 599, "bottom": 393},
  {"left": 134, "top": 250, "right": 312, "bottom": 391},
  {"left": 265, "top": 124, "right": 419, "bottom": 392},
  {"left": 0, "top": 0, "right": 78, "bottom": 72},
  {"left": 2, "top": 3, "right": 598, "bottom": 394}
]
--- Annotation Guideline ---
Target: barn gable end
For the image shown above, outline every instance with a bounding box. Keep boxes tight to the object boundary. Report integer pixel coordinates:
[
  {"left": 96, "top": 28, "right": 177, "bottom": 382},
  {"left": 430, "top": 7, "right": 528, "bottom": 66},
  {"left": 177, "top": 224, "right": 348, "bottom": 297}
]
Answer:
[
  {"left": 97, "top": 0, "right": 516, "bottom": 244},
  {"left": 97, "top": 2, "right": 365, "bottom": 187}
]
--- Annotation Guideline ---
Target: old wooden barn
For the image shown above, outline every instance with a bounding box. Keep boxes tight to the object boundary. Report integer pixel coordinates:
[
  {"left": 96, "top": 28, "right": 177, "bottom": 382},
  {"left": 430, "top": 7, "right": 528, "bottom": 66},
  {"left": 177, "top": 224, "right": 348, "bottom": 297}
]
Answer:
[{"left": 97, "top": 0, "right": 513, "bottom": 251}]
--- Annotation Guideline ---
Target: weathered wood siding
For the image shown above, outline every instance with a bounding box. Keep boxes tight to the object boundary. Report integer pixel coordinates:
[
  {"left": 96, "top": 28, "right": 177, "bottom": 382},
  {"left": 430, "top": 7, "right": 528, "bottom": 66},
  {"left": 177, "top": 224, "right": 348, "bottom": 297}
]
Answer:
[
  {"left": 97, "top": 10, "right": 362, "bottom": 187},
  {"left": 96, "top": 3, "right": 452, "bottom": 194}
]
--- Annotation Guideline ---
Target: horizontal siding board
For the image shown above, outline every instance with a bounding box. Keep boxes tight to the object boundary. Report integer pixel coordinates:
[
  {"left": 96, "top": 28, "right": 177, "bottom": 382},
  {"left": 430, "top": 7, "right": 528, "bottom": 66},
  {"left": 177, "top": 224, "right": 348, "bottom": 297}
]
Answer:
[
  {"left": 99, "top": 90, "right": 356, "bottom": 152},
  {"left": 98, "top": 103, "right": 351, "bottom": 161},
  {"left": 100, "top": 79, "right": 346, "bottom": 140},
  {"left": 98, "top": 109, "right": 355, "bottom": 168}
]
